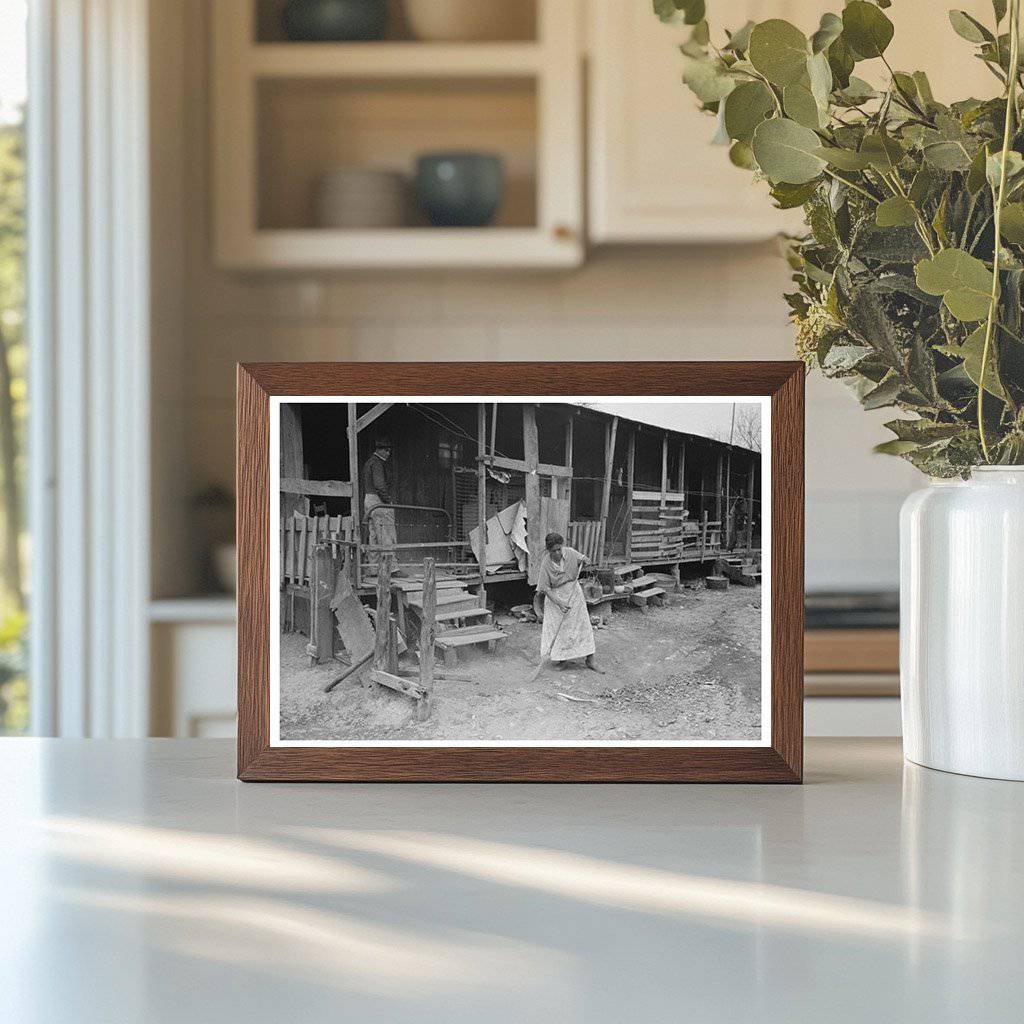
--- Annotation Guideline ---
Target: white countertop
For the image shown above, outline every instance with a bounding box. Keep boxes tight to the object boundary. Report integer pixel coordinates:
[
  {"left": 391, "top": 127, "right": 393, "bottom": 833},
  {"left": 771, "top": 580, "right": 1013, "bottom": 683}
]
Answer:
[{"left": 1, "top": 738, "right": 1021, "bottom": 1023}]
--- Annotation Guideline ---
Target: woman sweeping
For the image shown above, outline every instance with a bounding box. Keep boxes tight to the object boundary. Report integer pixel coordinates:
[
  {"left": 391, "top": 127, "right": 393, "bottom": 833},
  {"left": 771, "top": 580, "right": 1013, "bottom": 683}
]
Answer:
[{"left": 535, "top": 532, "right": 605, "bottom": 674}]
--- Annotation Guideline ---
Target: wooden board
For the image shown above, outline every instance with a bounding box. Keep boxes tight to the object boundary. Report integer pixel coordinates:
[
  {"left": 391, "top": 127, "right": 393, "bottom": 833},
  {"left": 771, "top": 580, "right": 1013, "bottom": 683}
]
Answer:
[
  {"left": 435, "top": 629, "right": 507, "bottom": 649},
  {"left": 540, "top": 496, "right": 570, "bottom": 552},
  {"left": 237, "top": 361, "right": 804, "bottom": 783},
  {"left": 329, "top": 571, "right": 375, "bottom": 660}
]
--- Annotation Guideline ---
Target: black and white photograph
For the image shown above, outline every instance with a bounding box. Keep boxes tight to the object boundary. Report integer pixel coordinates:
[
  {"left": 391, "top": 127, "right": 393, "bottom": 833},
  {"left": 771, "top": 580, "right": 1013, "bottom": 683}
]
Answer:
[{"left": 270, "top": 397, "right": 770, "bottom": 746}]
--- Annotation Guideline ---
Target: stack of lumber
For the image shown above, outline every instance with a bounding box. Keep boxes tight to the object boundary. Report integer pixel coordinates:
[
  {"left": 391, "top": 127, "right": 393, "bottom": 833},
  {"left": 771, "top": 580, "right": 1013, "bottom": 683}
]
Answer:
[{"left": 629, "top": 492, "right": 689, "bottom": 560}]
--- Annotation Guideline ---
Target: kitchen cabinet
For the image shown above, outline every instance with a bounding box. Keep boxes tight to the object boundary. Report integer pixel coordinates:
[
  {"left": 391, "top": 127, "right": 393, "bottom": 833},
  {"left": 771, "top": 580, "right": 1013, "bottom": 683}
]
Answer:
[
  {"left": 212, "top": 0, "right": 583, "bottom": 269},
  {"left": 587, "top": 0, "right": 998, "bottom": 244}
]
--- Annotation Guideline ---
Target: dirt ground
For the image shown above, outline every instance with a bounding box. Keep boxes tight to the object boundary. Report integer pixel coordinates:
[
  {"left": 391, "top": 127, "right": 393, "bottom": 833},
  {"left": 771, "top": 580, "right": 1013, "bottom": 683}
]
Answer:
[{"left": 279, "top": 582, "right": 763, "bottom": 743}]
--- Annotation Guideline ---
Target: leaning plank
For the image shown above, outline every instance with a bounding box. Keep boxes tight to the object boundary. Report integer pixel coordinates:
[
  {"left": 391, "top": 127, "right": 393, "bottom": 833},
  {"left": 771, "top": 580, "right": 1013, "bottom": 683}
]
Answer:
[{"left": 368, "top": 669, "right": 426, "bottom": 700}]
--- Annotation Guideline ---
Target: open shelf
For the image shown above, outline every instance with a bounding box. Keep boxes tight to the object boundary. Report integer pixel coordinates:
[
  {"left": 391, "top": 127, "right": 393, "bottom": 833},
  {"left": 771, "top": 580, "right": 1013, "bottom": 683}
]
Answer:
[
  {"left": 254, "top": 0, "right": 538, "bottom": 45},
  {"left": 249, "top": 42, "right": 544, "bottom": 77},
  {"left": 257, "top": 76, "right": 537, "bottom": 232},
  {"left": 213, "top": 0, "right": 582, "bottom": 268}
]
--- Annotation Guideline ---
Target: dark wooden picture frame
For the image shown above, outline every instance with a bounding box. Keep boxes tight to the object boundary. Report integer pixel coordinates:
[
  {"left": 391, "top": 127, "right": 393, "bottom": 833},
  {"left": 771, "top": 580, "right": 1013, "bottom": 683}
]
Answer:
[{"left": 237, "top": 362, "right": 804, "bottom": 782}]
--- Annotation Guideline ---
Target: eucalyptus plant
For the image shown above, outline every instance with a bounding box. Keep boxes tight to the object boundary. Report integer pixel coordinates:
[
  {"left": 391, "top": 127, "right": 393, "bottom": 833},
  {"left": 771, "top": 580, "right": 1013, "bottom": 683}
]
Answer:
[{"left": 659, "top": 0, "right": 1024, "bottom": 475}]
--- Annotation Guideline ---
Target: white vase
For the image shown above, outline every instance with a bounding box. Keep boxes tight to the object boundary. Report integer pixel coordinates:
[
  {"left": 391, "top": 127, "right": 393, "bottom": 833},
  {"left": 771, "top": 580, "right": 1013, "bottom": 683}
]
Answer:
[{"left": 900, "top": 467, "right": 1024, "bottom": 780}]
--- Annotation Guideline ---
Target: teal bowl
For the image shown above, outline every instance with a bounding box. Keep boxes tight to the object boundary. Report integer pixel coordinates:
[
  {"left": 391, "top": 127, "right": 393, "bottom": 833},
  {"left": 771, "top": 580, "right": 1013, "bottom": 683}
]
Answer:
[
  {"left": 281, "top": 0, "right": 388, "bottom": 42},
  {"left": 415, "top": 152, "right": 505, "bottom": 228}
]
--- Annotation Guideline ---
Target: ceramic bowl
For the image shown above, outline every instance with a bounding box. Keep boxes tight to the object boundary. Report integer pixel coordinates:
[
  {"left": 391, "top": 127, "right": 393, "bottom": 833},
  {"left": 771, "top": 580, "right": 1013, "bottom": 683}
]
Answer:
[
  {"left": 315, "top": 167, "right": 409, "bottom": 228},
  {"left": 281, "top": 0, "right": 388, "bottom": 42},
  {"left": 414, "top": 152, "right": 504, "bottom": 228},
  {"left": 403, "top": 0, "right": 534, "bottom": 42}
]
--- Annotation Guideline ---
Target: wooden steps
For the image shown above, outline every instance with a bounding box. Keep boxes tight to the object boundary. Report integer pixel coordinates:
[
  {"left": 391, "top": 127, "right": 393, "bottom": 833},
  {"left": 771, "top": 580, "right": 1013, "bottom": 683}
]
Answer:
[
  {"left": 435, "top": 627, "right": 508, "bottom": 666},
  {"left": 434, "top": 606, "right": 492, "bottom": 625},
  {"left": 717, "top": 557, "right": 761, "bottom": 587},
  {"left": 631, "top": 586, "right": 666, "bottom": 612}
]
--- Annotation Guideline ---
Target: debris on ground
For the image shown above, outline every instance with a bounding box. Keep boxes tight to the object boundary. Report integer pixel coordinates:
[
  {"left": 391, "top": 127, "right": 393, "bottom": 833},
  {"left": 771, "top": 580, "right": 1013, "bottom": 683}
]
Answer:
[{"left": 280, "top": 584, "right": 762, "bottom": 743}]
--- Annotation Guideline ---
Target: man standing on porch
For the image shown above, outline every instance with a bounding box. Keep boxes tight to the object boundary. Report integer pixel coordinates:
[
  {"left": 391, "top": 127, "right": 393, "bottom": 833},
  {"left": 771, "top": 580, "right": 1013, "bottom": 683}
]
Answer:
[
  {"left": 363, "top": 438, "right": 397, "bottom": 574},
  {"left": 536, "top": 533, "right": 605, "bottom": 673}
]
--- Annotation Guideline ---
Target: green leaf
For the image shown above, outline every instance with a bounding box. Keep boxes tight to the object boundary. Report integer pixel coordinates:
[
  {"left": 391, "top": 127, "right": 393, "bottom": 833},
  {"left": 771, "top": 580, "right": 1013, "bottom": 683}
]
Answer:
[
  {"left": 807, "top": 51, "right": 833, "bottom": 110},
  {"left": 770, "top": 179, "right": 820, "bottom": 209},
  {"left": 842, "top": 1, "right": 894, "bottom": 60},
  {"left": 748, "top": 19, "right": 810, "bottom": 87},
  {"left": 827, "top": 35, "right": 855, "bottom": 89},
  {"left": 860, "top": 133, "right": 905, "bottom": 173},
  {"left": 752, "top": 117, "right": 827, "bottom": 184},
  {"left": 783, "top": 83, "right": 822, "bottom": 128},
  {"left": 724, "top": 20, "right": 755, "bottom": 53},
  {"left": 885, "top": 418, "right": 963, "bottom": 443},
  {"left": 810, "top": 12, "right": 843, "bottom": 54},
  {"left": 815, "top": 145, "right": 872, "bottom": 170},
  {"left": 948, "top": 10, "right": 993, "bottom": 44},
  {"left": 959, "top": 324, "right": 1007, "bottom": 398},
  {"left": 836, "top": 75, "right": 877, "bottom": 104},
  {"left": 654, "top": 0, "right": 705, "bottom": 25},
  {"left": 909, "top": 165, "right": 936, "bottom": 205},
  {"left": 923, "top": 140, "right": 972, "bottom": 171},
  {"left": 689, "top": 20, "right": 710, "bottom": 46},
  {"left": 967, "top": 142, "right": 993, "bottom": 193},
  {"left": 915, "top": 249, "right": 994, "bottom": 321},
  {"left": 912, "top": 71, "right": 935, "bottom": 105},
  {"left": 1000, "top": 202, "right": 1024, "bottom": 242},
  {"left": 875, "top": 196, "right": 918, "bottom": 228},
  {"left": 986, "top": 150, "right": 1024, "bottom": 190},
  {"left": 728, "top": 140, "right": 758, "bottom": 169},
  {"left": 932, "top": 190, "right": 951, "bottom": 246},
  {"left": 723, "top": 81, "right": 775, "bottom": 143},
  {"left": 862, "top": 374, "right": 902, "bottom": 410},
  {"left": 874, "top": 439, "right": 922, "bottom": 456},
  {"left": 681, "top": 55, "right": 736, "bottom": 103}
]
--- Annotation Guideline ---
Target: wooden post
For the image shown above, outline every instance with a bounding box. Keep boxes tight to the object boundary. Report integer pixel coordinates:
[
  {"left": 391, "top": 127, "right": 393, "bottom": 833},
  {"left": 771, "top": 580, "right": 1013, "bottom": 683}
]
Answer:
[
  {"left": 672, "top": 562, "right": 681, "bottom": 592},
  {"left": 489, "top": 401, "right": 498, "bottom": 457},
  {"left": 307, "top": 522, "right": 335, "bottom": 665},
  {"left": 725, "top": 450, "right": 732, "bottom": 549},
  {"left": 678, "top": 439, "right": 686, "bottom": 510},
  {"left": 477, "top": 403, "right": 488, "bottom": 606},
  {"left": 599, "top": 416, "right": 618, "bottom": 565},
  {"left": 715, "top": 452, "right": 724, "bottom": 526},
  {"left": 347, "top": 404, "right": 361, "bottom": 589},
  {"left": 562, "top": 413, "right": 574, "bottom": 503},
  {"left": 626, "top": 428, "right": 635, "bottom": 562},
  {"left": 417, "top": 557, "right": 436, "bottom": 722},
  {"left": 700, "top": 510, "right": 709, "bottom": 562},
  {"left": 660, "top": 432, "right": 669, "bottom": 509},
  {"left": 524, "top": 404, "right": 541, "bottom": 583},
  {"left": 746, "top": 456, "right": 756, "bottom": 551},
  {"left": 373, "top": 560, "right": 391, "bottom": 689},
  {"left": 280, "top": 403, "right": 305, "bottom": 518}
]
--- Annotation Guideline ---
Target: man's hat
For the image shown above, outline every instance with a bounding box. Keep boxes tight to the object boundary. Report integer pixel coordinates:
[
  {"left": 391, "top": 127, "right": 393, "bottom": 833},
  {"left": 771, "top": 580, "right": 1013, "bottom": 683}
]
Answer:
[{"left": 374, "top": 437, "right": 393, "bottom": 451}]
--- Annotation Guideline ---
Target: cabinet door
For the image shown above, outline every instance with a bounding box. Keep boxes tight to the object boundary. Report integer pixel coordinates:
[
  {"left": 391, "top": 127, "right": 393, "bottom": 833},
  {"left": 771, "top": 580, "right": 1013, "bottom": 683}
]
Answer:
[
  {"left": 588, "top": 1, "right": 1002, "bottom": 245},
  {"left": 589, "top": 1, "right": 815, "bottom": 243}
]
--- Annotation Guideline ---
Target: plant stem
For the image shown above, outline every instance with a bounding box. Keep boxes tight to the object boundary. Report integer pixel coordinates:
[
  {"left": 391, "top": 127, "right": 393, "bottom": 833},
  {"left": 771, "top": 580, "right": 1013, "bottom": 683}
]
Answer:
[
  {"left": 821, "top": 167, "right": 879, "bottom": 203},
  {"left": 979, "top": 0, "right": 1021, "bottom": 463}
]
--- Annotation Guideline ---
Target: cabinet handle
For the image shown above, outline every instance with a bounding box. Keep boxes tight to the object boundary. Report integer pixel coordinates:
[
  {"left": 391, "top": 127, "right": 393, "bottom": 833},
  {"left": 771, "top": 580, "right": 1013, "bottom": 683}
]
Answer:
[{"left": 553, "top": 224, "right": 574, "bottom": 241}]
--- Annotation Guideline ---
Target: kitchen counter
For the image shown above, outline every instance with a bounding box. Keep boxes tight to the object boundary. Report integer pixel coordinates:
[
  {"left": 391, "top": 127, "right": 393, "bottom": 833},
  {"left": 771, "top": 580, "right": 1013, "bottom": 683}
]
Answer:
[{"left": 2, "top": 738, "right": 1021, "bottom": 1023}]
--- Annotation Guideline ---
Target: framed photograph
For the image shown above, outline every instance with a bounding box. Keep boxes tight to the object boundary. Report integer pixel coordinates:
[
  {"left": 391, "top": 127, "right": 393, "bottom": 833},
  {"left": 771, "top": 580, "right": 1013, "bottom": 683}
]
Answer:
[{"left": 237, "top": 362, "right": 803, "bottom": 782}]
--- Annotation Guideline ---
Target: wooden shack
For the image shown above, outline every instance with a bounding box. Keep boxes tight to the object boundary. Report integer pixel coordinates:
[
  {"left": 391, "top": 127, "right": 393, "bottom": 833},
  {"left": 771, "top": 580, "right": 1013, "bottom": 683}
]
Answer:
[{"left": 280, "top": 401, "right": 762, "bottom": 598}]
